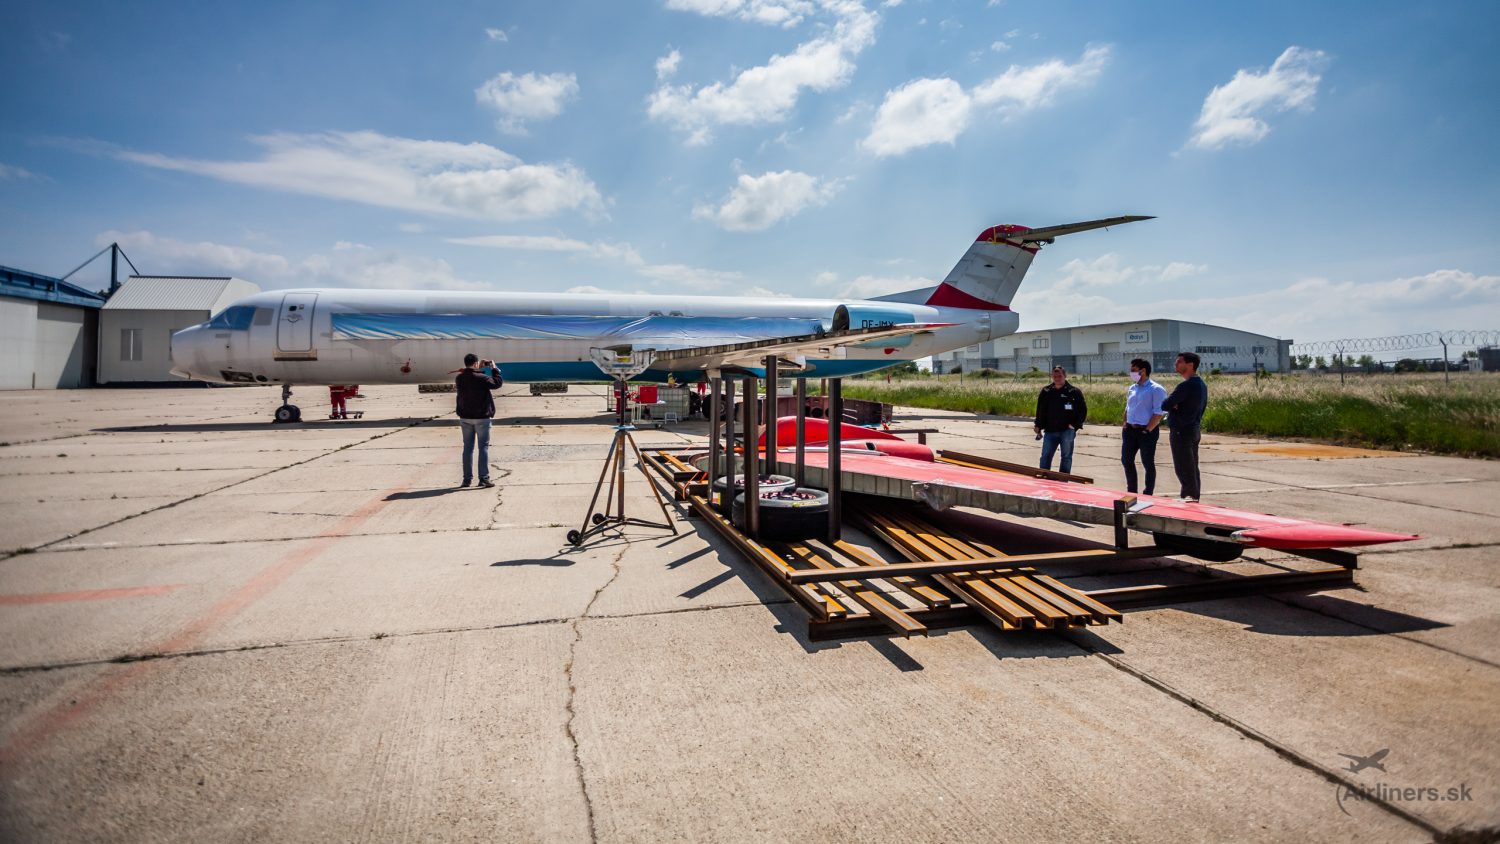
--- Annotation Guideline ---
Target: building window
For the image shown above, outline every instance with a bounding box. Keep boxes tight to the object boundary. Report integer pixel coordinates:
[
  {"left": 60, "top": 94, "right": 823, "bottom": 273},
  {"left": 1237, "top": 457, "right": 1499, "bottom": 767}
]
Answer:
[
  {"left": 1196, "top": 345, "right": 1236, "bottom": 354},
  {"left": 121, "top": 328, "right": 142, "bottom": 362},
  {"left": 1032, "top": 337, "right": 1050, "bottom": 349}
]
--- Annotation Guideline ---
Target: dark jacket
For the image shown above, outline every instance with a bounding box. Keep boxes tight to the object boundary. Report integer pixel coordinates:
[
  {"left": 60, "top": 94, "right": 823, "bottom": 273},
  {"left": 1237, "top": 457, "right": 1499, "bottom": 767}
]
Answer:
[
  {"left": 1161, "top": 375, "right": 1207, "bottom": 429},
  {"left": 1034, "top": 382, "right": 1087, "bottom": 432},
  {"left": 455, "top": 367, "right": 502, "bottom": 419}
]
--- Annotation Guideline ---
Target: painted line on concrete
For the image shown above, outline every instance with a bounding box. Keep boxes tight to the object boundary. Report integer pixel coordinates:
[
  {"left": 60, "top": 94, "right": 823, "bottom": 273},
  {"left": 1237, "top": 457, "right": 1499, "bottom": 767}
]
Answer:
[
  {"left": 0, "top": 437, "right": 451, "bottom": 768},
  {"left": 0, "top": 584, "right": 188, "bottom": 606}
]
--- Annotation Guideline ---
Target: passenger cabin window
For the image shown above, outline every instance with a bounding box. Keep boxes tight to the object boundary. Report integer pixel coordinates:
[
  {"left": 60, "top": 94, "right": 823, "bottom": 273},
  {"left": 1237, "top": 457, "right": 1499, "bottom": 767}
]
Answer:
[{"left": 207, "top": 306, "right": 256, "bottom": 330}]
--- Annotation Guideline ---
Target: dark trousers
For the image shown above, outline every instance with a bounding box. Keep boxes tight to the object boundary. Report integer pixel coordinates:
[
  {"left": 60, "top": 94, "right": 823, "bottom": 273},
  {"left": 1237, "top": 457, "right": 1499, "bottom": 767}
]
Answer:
[
  {"left": 1120, "top": 426, "right": 1159, "bottom": 495},
  {"left": 1170, "top": 425, "right": 1201, "bottom": 500}
]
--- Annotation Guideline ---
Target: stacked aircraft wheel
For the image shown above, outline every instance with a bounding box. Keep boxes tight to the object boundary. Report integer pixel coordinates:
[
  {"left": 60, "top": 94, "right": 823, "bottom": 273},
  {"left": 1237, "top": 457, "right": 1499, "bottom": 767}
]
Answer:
[{"left": 731, "top": 488, "right": 830, "bottom": 541}]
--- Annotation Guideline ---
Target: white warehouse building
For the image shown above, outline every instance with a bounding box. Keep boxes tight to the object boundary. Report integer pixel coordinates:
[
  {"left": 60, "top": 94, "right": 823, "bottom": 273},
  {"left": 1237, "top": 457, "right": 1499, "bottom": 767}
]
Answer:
[
  {"left": 933, "top": 319, "right": 1292, "bottom": 376},
  {"left": 99, "top": 276, "right": 260, "bottom": 385}
]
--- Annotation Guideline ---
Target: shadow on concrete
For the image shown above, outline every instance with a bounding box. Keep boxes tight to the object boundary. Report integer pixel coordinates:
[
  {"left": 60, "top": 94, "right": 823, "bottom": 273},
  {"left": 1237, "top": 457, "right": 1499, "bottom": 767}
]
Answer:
[
  {"left": 492, "top": 558, "right": 576, "bottom": 568},
  {"left": 384, "top": 487, "right": 464, "bottom": 501},
  {"left": 679, "top": 569, "right": 737, "bottom": 599},
  {"left": 1175, "top": 592, "right": 1449, "bottom": 637}
]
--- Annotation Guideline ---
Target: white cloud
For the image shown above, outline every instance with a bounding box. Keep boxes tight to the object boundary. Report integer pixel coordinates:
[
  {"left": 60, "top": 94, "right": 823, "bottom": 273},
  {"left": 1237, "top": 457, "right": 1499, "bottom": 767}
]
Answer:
[
  {"left": 475, "top": 71, "right": 580, "bottom": 134},
  {"left": 648, "top": 1, "right": 878, "bottom": 144},
  {"left": 1160, "top": 261, "right": 1208, "bottom": 282},
  {"left": 656, "top": 49, "right": 682, "bottom": 80},
  {"left": 971, "top": 44, "right": 1111, "bottom": 111},
  {"left": 863, "top": 45, "right": 1110, "bottom": 156},
  {"left": 333, "top": 241, "right": 370, "bottom": 251},
  {"left": 447, "top": 232, "right": 744, "bottom": 290},
  {"left": 692, "top": 170, "right": 842, "bottom": 231},
  {"left": 447, "top": 234, "right": 592, "bottom": 252},
  {"left": 398, "top": 222, "right": 427, "bottom": 233},
  {"left": 813, "top": 270, "right": 839, "bottom": 286},
  {"left": 0, "top": 163, "right": 41, "bottom": 181},
  {"left": 1188, "top": 46, "right": 1329, "bottom": 150},
  {"left": 862, "top": 78, "right": 971, "bottom": 156},
  {"left": 97, "top": 230, "right": 490, "bottom": 291},
  {"left": 665, "top": 0, "right": 816, "bottom": 28},
  {"left": 989, "top": 40, "right": 1010, "bottom": 52},
  {"left": 485, "top": 27, "right": 508, "bottom": 42},
  {"left": 112, "top": 131, "right": 604, "bottom": 222},
  {"left": 1050, "top": 253, "right": 1209, "bottom": 290}
]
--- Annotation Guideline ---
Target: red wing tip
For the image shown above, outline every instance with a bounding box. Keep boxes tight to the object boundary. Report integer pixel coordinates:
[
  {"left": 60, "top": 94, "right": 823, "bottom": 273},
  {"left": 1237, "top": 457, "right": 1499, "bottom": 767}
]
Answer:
[
  {"left": 977, "top": 224, "right": 1031, "bottom": 242},
  {"left": 1235, "top": 525, "right": 1422, "bottom": 549}
]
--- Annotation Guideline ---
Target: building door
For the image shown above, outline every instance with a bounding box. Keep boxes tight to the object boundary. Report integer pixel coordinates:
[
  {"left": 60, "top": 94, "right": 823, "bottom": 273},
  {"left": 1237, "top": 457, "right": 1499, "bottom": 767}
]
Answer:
[{"left": 277, "top": 293, "right": 317, "bottom": 354}]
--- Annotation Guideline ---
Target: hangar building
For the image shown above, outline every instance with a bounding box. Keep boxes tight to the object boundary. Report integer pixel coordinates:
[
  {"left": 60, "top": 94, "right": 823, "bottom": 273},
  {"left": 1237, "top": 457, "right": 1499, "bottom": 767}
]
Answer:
[
  {"left": 933, "top": 319, "right": 1292, "bottom": 375},
  {"left": 0, "top": 265, "right": 107, "bottom": 389},
  {"left": 99, "top": 276, "right": 259, "bottom": 385}
]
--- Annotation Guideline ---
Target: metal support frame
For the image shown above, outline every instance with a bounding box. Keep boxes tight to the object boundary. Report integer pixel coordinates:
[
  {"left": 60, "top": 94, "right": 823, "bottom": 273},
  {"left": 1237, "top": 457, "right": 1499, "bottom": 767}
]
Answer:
[
  {"left": 1113, "top": 495, "right": 1135, "bottom": 549},
  {"left": 742, "top": 375, "right": 759, "bottom": 536},
  {"left": 827, "top": 378, "right": 842, "bottom": 542},
  {"left": 721, "top": 377, "right": 736, "bottom": 516},
  {"left": 707, "top": 374, "right": 721, "bottom": 499},
  {"left": 794, "top": 377, "right": 807, "bottom": 487}
]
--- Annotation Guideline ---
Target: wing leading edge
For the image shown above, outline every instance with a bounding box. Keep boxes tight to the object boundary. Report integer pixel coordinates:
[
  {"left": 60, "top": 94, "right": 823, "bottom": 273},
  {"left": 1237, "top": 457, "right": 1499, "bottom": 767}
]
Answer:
[{"left": 649, "top": 322, "right": 953, "bottom": 372}]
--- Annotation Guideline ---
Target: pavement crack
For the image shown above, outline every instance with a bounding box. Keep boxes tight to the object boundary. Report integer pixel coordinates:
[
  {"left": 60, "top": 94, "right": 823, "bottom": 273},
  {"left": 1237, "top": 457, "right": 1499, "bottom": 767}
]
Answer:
[
  {"left": 1062, "top": 633, "right": 1444, "bottom": 838},
  {"left": 0, "top": 597, "right": 788, "bottom": 675},
  {"left": 562, "top": 543, "right": 627, "bottom": 844},
  {"left": 0, "top": 415, "right": 446, "bottom": 564}
]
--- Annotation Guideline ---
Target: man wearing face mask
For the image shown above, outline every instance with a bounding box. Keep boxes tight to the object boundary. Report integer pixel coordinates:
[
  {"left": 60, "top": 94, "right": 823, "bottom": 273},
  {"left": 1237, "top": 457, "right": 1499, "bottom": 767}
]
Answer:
[{"left": 1121, "top": 358, "right": 1167, "bottom": 496}]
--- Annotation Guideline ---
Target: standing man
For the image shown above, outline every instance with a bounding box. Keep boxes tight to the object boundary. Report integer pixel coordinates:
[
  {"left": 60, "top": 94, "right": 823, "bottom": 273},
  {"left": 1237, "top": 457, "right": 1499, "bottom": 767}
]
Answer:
[
  {"left": 1121, "top": 358, "right": 1167, "bottom": 496},
  {"left": 455, "top": 353, "right": 503, "bottom": 488},
  {"left": 1034, "top": 365, "right": 1087, "bottom": 474},
  {"left": 1161, "top": 351, "right": 1208, "bottom": 502}
]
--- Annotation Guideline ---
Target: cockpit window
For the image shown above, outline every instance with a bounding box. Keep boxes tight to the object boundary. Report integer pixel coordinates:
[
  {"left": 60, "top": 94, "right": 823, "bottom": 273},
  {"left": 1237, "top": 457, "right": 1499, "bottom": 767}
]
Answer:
[{"left": 206, "top": 306, "right": 256, "bottom": 330}]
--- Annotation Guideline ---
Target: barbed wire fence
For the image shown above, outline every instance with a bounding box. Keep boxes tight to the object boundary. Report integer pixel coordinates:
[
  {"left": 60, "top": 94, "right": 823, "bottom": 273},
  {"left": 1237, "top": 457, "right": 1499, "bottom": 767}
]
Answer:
[{"left": 931, "top": 329, "right": 1499, "bottom": 385}]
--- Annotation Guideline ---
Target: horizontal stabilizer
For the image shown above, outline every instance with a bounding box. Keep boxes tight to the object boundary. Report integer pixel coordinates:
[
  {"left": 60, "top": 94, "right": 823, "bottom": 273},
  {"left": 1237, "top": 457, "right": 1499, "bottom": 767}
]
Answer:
[{"left": 1006, "top": 215, "right": 1154, "bottom": 243}]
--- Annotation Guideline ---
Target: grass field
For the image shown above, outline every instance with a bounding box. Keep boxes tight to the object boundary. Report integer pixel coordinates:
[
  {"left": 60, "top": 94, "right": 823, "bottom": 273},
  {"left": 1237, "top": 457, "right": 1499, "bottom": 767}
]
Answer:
[{"left": 840, "top": 371, "right": 1500, "bottom": 458}]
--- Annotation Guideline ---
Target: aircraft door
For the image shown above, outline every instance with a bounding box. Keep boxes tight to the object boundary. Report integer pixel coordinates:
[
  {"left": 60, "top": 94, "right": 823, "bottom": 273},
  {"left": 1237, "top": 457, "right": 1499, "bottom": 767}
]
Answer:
[{"left": 277, "top": 293, "right": 318, "bottom": 354}]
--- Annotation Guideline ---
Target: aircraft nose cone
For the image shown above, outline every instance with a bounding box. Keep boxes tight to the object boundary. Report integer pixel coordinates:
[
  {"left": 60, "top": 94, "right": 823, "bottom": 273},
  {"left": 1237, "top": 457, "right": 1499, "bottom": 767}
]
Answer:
[{"left": 169, "top": 326, "right": 199, "bottom": 379}]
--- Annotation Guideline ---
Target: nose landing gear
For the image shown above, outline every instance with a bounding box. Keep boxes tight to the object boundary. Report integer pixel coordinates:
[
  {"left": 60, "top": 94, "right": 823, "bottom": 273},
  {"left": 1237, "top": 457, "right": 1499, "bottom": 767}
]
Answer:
[{"left": 273, "top": 384, "right": 302, "bottom": 424}]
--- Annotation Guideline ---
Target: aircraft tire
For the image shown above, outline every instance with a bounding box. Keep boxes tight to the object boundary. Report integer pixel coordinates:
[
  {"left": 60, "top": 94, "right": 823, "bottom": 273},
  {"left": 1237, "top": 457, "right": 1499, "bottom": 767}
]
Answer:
[
  {"left": 731, "top": 487, "right": 830, "bottom": 541},
  {"left": 274, "top": 404, "right": 301, "bottom": 424}
]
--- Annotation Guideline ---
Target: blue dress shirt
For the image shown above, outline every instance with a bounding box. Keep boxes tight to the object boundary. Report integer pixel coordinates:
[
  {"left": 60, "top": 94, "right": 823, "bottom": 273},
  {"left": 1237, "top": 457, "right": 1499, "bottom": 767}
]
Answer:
[{"left": 1125, "top": 378, "right": 1167, "bottom": 426}]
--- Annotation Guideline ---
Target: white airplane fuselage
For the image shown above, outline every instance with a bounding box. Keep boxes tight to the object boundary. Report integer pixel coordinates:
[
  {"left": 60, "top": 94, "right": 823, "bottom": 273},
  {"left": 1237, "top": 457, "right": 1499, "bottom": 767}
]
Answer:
[{"left": 169, "top": 288, "right": 1015, "bottom": 386}]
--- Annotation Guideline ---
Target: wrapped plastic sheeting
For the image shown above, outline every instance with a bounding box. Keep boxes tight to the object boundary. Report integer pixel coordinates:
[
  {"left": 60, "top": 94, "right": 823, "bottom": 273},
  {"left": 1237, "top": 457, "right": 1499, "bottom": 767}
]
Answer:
[{"left": 331, "top": 313, "right": 824, "bottom": 347}]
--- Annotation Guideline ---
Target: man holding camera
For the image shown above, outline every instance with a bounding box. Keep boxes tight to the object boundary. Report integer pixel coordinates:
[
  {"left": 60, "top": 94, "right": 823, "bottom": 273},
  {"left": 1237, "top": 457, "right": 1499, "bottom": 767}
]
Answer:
[{"left": 456, "top": 353, "right": 503, "bottom": 488}]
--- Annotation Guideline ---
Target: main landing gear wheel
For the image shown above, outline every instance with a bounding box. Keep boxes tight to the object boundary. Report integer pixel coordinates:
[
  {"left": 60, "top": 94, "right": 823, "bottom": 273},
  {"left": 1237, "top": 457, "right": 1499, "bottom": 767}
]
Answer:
[{"left": 273, "top": 384, "right": 302, "bottom": 424}]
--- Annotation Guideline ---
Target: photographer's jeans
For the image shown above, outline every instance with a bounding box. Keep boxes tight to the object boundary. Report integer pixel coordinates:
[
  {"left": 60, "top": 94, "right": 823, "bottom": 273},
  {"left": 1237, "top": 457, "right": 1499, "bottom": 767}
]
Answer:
[
  {"left": 459, "top": 417, "right": 492, "bottom": 483},
  {"left": 1040, "top": 428, "right": 1076, "bottom": 474}
]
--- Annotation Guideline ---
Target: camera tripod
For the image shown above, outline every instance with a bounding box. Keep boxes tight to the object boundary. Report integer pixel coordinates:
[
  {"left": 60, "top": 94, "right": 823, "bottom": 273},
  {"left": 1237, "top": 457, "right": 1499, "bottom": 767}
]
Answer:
[{"left": 566, "top": 378, "right": 677, "bottom": 547}]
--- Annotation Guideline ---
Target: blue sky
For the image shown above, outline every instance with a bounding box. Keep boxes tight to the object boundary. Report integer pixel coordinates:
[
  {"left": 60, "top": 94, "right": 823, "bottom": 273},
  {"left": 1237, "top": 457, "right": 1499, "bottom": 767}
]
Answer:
[{"left": 2, "top": 0, "right": 1497, "bottom": 344}]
